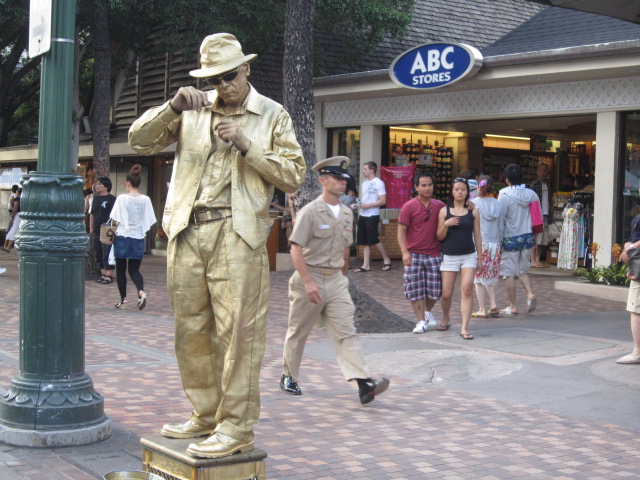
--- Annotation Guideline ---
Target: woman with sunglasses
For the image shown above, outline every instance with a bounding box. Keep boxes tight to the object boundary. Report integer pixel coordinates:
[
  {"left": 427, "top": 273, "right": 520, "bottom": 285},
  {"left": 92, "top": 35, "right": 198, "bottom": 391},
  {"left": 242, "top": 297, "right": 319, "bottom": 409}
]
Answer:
[{"left": 437, "top": 177, "right": 483, "bottom": 339}]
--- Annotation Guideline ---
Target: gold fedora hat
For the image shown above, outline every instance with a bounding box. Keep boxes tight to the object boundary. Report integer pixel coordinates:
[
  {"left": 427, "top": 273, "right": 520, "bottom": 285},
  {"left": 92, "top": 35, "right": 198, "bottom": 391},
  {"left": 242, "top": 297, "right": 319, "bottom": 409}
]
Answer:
[{"left": 189, "top": 33, "right": 257, "bottom": 78}]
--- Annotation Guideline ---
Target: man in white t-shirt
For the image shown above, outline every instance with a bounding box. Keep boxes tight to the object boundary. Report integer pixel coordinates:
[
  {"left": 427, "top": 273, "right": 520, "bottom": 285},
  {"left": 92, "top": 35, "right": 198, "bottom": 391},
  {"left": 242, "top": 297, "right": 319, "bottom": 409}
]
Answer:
[{"left": 353, "top": 161, "right": 392, "bottom": 272}]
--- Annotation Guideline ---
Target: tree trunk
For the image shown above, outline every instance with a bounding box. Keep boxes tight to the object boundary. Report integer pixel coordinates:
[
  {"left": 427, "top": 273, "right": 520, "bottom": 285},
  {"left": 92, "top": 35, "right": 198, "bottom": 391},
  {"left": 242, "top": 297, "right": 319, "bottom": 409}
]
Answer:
[
  {"left": 282, "top": 0, "right": 408, "bottom": 333},
  {"left": 283, "top": 0, "right": 320, "bottom": 213},
  {"left": 89, "top": 0, "right": 111, "bottom": 178}
]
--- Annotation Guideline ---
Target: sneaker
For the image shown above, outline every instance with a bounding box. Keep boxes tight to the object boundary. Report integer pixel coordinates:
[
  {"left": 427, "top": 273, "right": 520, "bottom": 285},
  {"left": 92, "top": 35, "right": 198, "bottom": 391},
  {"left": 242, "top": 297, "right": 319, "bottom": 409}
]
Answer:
[
  {"left": 412, "top": 320, "right": 428, "bottom": 334},
  {"left": 424, "top": 311, "right": 437, "bottom": 326}
]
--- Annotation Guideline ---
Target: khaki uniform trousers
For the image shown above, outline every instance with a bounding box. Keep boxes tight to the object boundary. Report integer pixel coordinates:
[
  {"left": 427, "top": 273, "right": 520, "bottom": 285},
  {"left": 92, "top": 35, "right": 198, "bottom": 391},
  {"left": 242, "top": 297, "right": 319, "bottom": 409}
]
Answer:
[
  {"left": 283, "top": 270, "right": 370, "bottom": 382},
  {"left": 167, "top": 217, "right": 268, "bottom": 443}
]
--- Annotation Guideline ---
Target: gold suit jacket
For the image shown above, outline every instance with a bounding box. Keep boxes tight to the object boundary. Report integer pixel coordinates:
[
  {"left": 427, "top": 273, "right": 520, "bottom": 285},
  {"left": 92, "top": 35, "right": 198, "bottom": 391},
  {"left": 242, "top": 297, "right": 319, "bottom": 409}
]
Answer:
[{"left": 128, "top": 86, "right": 306, "bottom": 249}]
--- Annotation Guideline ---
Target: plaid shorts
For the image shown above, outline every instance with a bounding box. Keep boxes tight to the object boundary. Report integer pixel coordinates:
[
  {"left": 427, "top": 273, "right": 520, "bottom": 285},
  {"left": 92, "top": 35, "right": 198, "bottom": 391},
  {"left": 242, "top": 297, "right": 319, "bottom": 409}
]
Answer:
[{"left": 403, "top": 253, "right": 442, "bottom": 302}]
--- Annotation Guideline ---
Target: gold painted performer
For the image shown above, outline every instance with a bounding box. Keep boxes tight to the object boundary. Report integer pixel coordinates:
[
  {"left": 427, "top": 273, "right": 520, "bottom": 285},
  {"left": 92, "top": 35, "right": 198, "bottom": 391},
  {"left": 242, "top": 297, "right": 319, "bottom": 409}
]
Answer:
[{"left": 128, "top": 33, "right": 305, "bottom": 458}]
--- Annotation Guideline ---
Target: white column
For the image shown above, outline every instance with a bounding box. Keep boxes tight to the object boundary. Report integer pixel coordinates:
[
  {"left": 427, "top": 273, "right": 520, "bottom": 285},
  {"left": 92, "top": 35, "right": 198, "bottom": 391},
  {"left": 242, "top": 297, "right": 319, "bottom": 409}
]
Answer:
[
  {"left": 359, "top": 125, "right": 382, "bottom": 173},
  {"left": 593, "top": 111, "right": 620, "bottom": 267}
]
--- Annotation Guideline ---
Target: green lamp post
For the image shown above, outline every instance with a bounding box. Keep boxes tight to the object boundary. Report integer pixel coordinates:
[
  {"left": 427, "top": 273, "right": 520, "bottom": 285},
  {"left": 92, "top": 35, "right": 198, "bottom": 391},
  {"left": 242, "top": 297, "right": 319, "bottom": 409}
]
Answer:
[{"left": 0, "top": 0, "right": 110, "bottom": 446}]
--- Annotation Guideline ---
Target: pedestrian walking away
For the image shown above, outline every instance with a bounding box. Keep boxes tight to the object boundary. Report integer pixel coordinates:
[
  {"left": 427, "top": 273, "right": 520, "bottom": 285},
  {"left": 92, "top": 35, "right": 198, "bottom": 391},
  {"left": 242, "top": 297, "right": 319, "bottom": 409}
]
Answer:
[
  {"left": 128, "top": 32, "right": 306, "bottom": 459},
  {"left": 397, "top": 171, "right": 446, "bottom": 333},
  {"left": 110, "top": 165, "right": 156, "bottom": 311},
  {"left": 497, "top": 164, "right": 539, "bottom": 315},
  {"left": 471, "top": 175, "right": 504, "bottom": 318},
  {"left": 280, "top": 156, "right": 389, "bottom": 405}
]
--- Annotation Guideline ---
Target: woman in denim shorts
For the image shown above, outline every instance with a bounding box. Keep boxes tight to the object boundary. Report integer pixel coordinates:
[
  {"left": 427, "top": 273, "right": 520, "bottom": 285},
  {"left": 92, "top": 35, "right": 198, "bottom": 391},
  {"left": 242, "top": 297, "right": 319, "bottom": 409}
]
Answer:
[{"left": 437, "top": 178, "right": 483, "bottom": 339}]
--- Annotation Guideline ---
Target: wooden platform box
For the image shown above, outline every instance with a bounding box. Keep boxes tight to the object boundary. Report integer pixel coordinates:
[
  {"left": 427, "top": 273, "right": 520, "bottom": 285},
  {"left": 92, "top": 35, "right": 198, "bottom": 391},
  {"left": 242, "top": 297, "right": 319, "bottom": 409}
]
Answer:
[{"left": 141, "top": 436, "right": 267, "bottom": 480}]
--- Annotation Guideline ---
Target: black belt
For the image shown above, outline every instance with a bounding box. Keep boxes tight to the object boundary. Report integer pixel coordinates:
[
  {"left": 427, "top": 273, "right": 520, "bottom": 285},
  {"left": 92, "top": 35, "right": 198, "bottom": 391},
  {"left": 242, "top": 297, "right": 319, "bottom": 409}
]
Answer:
[{"left": 191, "top": 208, "right": 232, "bottom": 225}]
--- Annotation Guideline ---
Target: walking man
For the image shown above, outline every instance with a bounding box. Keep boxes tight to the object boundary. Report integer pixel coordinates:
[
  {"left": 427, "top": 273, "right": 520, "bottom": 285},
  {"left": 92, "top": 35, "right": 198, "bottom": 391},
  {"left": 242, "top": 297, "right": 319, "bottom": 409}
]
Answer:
[
  {"left": 129, "top": 33, "right": 306, "bottom": 458},
  {"left": 354, "top": 161, "right": 392, "bottom": 272},
  {"left": 280, "top": 156, "right": 390, "bottom": 404},
  {"left": 498, "top": 164, "right": 539, "bottom": 315},
  {"left": 397, "top": 172, "right": 446, "bottom": 333}
]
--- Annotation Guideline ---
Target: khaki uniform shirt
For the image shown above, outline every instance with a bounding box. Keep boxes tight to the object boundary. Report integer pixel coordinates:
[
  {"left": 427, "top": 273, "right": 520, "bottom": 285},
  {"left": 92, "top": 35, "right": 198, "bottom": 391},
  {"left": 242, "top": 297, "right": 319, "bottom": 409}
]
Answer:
[
  {"left": 289, "top": 196, "right": 354, "bottom": 269},
  {"left": 128, "top": 85, "right": 306, "bottom": 249}
]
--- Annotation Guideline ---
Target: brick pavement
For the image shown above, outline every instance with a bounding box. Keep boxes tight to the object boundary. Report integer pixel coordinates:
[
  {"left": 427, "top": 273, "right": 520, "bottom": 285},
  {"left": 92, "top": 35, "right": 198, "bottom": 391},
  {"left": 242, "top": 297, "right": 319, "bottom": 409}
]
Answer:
[{"left": 0, "top": 251, "right": 639, "bottom": 479}]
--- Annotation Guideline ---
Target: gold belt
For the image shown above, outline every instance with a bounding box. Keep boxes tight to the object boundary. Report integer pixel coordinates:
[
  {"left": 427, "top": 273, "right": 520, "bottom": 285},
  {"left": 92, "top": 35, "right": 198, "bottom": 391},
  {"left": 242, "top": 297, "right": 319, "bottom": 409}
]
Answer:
[
  {"left": 306, "top": 265, "right": 340, "bottom": 275},
  {"left": 191, "top": 208, "right": 232, "bottom": 225}
]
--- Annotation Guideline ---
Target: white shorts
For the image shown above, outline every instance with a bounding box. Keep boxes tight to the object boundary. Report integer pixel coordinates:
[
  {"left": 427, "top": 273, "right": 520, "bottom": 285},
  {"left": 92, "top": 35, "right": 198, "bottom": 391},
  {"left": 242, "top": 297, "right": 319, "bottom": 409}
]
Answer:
[
  {"left": 440, "top": 252, "right": 477, "bottom": 272},
  {"left": 500, "top": 248, "right": 531, "bottom": 277}
]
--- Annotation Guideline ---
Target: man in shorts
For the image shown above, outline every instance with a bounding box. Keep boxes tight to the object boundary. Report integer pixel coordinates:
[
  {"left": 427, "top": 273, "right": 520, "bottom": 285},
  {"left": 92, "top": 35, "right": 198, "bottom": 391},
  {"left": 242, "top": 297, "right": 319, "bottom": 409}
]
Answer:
[
  {"left": 398, "top": 172, "right": 446, "bottom": 333},
  {"left": 498, "top": 164, "right": 539, "bottom": 315},
  {"left": 353, "top": 161, "right": 392, "bottom": 272}
]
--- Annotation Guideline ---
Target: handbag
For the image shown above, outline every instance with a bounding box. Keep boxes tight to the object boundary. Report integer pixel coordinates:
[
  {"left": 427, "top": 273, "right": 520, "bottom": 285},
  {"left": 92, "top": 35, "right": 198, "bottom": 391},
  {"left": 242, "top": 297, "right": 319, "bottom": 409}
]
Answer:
[
  {"left": 625, "top": 247, "right": 640, "bottom": 280},
  {"left": 529, "top": 200, "right": 544, "bottom": 235},
  {"left": 100, "top": 219, "right": 117, "bottom": 245}
]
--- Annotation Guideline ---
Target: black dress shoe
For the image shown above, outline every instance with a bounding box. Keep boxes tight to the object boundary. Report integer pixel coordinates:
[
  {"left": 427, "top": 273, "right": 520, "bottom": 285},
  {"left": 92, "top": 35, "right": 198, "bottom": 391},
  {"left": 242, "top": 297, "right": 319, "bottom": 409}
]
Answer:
[
  {"left": 358, "top": 377, "right": 390, "bottom": 404},
  {"left": 280, "top": 375, "right": 302, "bottom": 395}
]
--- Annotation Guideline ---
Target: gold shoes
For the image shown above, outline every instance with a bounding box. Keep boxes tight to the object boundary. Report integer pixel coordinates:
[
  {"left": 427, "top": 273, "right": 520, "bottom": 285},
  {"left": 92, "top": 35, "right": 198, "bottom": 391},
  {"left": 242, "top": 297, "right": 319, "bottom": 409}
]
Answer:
[
  {"left": 160, "top": 416, "right": 215, "bottom": 439},
  {"left": 187, "top": 432, "right": 254, "bottom": 458}
]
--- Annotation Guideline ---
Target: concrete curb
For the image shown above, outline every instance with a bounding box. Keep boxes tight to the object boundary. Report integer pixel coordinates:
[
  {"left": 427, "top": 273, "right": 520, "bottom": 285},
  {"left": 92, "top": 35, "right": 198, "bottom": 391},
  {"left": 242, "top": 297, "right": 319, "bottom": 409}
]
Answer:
[{"left": 554, "top": 280, "right": 627, "bottom": 303}]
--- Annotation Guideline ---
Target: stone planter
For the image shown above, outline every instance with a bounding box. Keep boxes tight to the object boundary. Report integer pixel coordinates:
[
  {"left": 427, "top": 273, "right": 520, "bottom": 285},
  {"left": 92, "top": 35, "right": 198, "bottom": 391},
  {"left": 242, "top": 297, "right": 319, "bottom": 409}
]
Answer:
[{"left": 554, "top": 280, "right": 627, "bottom": 303}]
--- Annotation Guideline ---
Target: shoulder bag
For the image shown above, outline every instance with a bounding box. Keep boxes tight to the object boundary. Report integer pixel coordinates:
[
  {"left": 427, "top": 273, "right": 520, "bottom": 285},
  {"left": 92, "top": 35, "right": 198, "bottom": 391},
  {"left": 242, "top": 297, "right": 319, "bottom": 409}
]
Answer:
[{"left": 100, "top": 219, "right": 117, "bottom": 245}]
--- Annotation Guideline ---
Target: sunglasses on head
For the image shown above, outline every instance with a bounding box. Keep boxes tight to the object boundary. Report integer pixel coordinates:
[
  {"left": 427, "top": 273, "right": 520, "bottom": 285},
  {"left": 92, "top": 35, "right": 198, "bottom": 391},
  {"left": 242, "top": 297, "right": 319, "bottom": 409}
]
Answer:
[
  {"left": 453, "top": 177, "right": 469, "bottom": 184},
  {"left": 206, "top": 66, "right": 242, "bottom": 86}
]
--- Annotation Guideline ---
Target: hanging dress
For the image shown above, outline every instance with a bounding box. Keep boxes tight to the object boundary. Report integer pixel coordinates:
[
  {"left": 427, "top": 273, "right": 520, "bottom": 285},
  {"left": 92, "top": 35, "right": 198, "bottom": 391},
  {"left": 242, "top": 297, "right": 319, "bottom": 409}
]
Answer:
[{"left": 557, "top": 205, "right": 582, "bottom": 270}]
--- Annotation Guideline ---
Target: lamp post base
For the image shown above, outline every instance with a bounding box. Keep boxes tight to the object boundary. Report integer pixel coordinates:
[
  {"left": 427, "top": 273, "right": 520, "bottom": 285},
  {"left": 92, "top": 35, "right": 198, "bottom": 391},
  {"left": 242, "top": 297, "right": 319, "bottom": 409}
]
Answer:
[{"left": 0, "top": 418, "right": 111, "bottom": 447}]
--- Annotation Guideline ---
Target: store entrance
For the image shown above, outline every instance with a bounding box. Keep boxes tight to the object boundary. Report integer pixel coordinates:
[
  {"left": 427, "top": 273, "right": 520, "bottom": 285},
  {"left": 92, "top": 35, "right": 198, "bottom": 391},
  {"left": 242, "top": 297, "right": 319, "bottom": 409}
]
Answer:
[
  {"left": 380, "top": 114, "right": 597, "bottom": 266},
  {"left": 382, "top": 114, "right": 597, "bottom": 194}
]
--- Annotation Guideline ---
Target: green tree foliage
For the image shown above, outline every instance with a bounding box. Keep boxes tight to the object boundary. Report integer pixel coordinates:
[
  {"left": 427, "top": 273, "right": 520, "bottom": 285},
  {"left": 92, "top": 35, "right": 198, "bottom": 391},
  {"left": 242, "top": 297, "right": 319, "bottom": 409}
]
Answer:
[
  {"left": 0, "top": 0, "right": 40, "bottom": 147},
  {"left": 1, "top": 0, "right": 413, "bottom": 148}
]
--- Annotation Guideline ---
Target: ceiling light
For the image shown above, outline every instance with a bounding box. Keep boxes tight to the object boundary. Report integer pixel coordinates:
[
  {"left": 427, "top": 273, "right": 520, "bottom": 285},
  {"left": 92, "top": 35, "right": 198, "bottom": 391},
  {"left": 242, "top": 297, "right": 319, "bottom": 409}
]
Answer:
[
  {"left": 485, "top": 134, "right": 530, "bottom": 141},
  {"left": 390, "top": 127, "right": 453, "bottom": 134}
]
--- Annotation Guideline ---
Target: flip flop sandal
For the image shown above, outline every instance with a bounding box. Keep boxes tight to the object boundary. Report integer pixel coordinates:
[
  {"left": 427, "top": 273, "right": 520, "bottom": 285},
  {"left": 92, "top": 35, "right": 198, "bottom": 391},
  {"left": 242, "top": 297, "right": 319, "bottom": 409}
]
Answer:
[
  {"left": 527, "top": 297, "right": 537, "bottom": 313},
  {"left": 460, "top": 333, "right": 474, "bottom": 340},
  {"left": 616, "top": 353, "right": 640, "bottom": 364},
  {"left": 472, "top": 312, "right": 489, "bottom": 318},
  {"left": 499, "top": 307, "right": 518, "bottom": 315},
  {"left": 353, "top": 267, "right": 370, "bottom": 273},
  {"left": 382, "top": 263, "right": 392, "bottom": 271},
  {"left": 488, "top": 309, "right": 500, "bottom": 317},
  {"left": 436, "top": 323, "right": 451, "bottom": 331}
]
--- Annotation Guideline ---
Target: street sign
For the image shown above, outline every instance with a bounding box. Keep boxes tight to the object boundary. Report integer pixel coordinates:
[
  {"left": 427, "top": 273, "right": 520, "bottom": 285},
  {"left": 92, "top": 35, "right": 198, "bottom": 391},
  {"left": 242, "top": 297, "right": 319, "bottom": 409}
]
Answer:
[
  {"left": 389, "top": 42, "right": 483, "bottom": 90},
  {"left": 29, "top": 0, "right": 52, "bottom": 58}
]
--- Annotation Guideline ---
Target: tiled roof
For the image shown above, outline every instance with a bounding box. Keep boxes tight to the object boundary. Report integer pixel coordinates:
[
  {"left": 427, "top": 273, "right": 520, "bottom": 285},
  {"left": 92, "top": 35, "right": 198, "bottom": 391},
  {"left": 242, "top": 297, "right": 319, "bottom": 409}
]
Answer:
[
  {"left": 483, "top": 6, "right": 640, "bottom": 56},
  {"left": 316, "top": 0, "right": 546, "bottom": 75}
]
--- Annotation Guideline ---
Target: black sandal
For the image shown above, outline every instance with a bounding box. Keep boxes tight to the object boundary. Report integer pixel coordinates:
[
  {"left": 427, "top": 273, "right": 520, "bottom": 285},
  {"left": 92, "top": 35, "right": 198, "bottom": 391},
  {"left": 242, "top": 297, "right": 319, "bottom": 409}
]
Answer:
[
  {"left": 96, "top": 276, "right": 106, "bottom": 283},
  {"left": 100, "top": 276, "right": 113, "bottom": 284},
  {"left": 115, "top": 299, "right": 127, "bottom": 309}
]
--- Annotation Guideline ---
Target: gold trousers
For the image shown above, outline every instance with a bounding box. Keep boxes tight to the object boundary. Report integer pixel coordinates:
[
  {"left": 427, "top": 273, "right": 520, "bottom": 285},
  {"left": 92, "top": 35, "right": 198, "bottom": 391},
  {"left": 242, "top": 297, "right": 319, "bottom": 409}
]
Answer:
[
  {"left": 167, "top": 218, "right": 268, "bottom": 443},
  {"left": 283, "top": 271, "right": 370, "bottom": 382}
]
